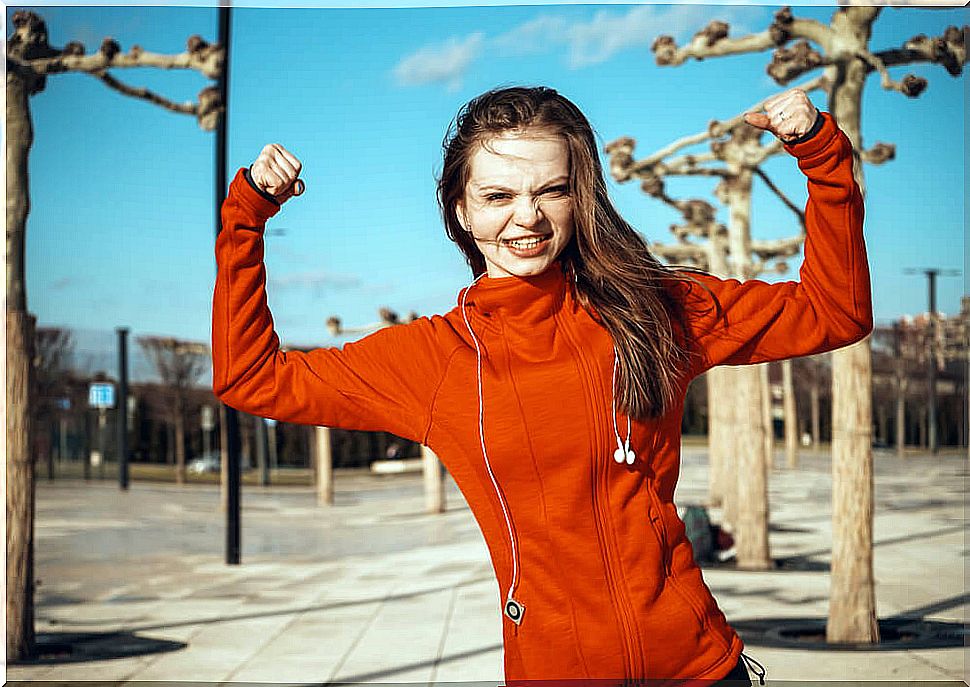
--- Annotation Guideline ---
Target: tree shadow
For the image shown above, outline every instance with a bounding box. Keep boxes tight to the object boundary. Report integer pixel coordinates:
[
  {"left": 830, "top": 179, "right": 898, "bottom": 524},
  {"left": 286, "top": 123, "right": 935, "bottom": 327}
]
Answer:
[
  {"left": 11, "top": 630, "right": 186, "bottom": 665},
  {"left": 730, "top": 592, "right": 969, "bottom": 651}
]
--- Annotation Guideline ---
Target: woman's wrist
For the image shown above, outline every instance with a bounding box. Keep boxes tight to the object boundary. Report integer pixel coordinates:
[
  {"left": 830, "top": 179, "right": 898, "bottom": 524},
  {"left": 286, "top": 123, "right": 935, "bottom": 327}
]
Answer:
[{"left": 781, "top": 108, "right": 824, "bottom": 146}]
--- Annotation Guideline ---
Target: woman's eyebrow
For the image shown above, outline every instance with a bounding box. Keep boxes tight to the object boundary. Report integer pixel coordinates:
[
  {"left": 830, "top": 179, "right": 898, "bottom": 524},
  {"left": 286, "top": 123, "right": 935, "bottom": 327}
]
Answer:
[{"left": 473, "top": 176, "right": 570, "bottom": 193}]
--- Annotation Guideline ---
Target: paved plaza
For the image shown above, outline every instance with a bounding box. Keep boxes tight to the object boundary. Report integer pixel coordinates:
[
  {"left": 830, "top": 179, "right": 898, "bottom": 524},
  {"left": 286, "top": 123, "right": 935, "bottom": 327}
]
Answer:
[{"left": 5, "top": 446, "right": 968, "bottom": 685}]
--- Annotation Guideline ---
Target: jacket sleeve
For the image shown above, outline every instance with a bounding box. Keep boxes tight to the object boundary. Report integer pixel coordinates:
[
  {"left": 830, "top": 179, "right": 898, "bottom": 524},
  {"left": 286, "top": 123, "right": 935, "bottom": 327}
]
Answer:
[
  {"left": 679, "top": 112, "right": 873, "bottom": 378},
  {"left": 211, "top": 168, "right": 448, "bottom": 443}
]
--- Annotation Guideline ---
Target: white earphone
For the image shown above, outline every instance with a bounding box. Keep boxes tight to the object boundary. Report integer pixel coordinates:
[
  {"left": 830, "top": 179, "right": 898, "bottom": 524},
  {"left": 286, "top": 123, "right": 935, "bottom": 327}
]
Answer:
[{"left": 612, "top": 348, "right": 636, "bottom": 465}]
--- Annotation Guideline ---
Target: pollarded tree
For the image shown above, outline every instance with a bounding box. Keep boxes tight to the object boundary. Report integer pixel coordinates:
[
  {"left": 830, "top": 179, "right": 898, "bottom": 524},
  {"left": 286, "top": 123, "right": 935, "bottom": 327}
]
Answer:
[
  {"left": 5, "top": 11, "right": 223, "bottom": 659},
  {"left": 606, "top": 86, "right": 826, "bottom": 570},
  {"left": 649, "top": 4, "right": 966, "bottom": 644}
]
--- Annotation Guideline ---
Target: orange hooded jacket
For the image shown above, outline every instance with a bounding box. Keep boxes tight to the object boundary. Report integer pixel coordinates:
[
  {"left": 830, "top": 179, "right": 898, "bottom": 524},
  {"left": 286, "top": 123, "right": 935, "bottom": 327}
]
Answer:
[{"left": 212, "top": 111, "right": 871, "bottom": 685}]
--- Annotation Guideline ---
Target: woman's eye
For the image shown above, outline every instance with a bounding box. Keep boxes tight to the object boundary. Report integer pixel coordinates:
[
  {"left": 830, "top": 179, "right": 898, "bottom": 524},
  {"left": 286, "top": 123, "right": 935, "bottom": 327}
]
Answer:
[
  {"left": 544, "top": 186, "right": 570, "bottom": 198},
  {"left": 485, "top": 193, "right": 511, "bottom": 202}
]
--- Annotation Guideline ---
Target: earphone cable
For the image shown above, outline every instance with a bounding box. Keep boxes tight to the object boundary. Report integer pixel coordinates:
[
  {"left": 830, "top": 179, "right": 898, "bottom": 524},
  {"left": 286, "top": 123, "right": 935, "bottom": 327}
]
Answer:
[{"left": 460, "top": 275, "right": 522, "bottom": 607}]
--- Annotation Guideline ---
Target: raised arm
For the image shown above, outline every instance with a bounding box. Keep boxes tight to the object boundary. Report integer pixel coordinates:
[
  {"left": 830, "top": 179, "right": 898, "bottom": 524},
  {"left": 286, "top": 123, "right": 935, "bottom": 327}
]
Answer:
[
  {"left": 211, "top": 151, "right": 450, "bottom": 443},
  {"left": 679, "top": 110, "right": 873, "bottom": 378}
]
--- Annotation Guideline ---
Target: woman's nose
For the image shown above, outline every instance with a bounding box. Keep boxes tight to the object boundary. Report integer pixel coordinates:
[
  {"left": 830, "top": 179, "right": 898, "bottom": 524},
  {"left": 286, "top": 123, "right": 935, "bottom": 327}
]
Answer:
[{"left": 512, "top": 196, "right": 543, "bottom": 227}]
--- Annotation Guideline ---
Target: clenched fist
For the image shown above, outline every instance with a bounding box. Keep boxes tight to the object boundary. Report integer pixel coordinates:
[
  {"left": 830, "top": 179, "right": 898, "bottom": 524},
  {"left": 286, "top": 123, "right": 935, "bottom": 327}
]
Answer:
[
  {"left": 743, "top": 88, "right": 820, "bottom": 144},
  {"left": 251, "top": 143, "right": 304, "bottom": 204}
]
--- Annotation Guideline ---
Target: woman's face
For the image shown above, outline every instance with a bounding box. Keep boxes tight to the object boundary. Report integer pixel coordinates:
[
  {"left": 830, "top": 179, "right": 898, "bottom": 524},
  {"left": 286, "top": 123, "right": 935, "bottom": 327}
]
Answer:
[{"left": 456, "top": 129, "right": 575, "bottom": 279}]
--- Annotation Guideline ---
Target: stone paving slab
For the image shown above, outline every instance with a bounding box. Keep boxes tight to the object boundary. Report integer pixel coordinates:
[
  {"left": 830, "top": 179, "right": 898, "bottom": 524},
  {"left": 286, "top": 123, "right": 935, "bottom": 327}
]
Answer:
[{"left": 5, "top": 447, "right": 968, "bottom": 685}]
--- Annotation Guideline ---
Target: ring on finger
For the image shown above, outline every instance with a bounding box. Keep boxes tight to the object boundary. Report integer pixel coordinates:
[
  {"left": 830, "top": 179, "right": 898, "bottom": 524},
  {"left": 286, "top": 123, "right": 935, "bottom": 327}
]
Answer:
[{"left": 293, "top": 179, "right": 306, "bottom": 196}]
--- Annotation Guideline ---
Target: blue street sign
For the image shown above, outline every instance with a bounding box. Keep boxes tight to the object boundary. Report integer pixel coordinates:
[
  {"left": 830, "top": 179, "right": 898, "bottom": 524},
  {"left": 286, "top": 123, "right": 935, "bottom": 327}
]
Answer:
[{"left": 89, "top": 383, "right": 115, "bottom": 409}]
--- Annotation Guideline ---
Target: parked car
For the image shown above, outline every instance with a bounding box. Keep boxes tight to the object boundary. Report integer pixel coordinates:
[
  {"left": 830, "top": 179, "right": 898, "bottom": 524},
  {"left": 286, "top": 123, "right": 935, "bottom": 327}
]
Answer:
[{"left": 187, "top": 451, "right": 221, "bottom": 474}]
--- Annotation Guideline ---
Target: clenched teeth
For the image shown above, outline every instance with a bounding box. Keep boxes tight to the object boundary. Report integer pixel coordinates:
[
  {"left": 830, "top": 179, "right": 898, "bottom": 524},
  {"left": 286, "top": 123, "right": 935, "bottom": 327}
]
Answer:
[{"left": 504, "top": 236, "right": 549, "bottom": 249}]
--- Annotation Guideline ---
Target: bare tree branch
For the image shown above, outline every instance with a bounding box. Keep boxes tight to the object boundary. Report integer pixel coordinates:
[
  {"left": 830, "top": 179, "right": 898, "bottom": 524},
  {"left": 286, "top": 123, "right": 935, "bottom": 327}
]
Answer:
[
  {"left": 93, "top": 70, "right": 199, "bottom": 116},
  {"left": 652, "top": 9, "right": 835, "bottom": 70},
  {"left": 751, "top": 166, "right": 806, "bottom": 228},
  {"left": 859, "top": 142, "right": 896, "bottom": 164},
  {"left": 12, "top": 35, "right": 223, "bottom": 79}
]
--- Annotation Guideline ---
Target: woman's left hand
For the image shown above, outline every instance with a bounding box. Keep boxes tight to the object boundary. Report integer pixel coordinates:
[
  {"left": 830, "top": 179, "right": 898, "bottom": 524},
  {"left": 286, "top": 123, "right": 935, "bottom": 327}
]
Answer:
[{"left": 743, "top": 88, "right": 818, "bottom": 144}]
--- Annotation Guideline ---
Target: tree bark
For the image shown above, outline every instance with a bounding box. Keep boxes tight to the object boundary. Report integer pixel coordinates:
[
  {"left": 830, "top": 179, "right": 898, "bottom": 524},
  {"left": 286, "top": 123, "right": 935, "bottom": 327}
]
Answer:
[
  {"left": 783, "top": 359, "right": 799, "bottom": 468},
  {"left": 716, "top": 367, "right": 745, "bottom": 532},
  {"left": 829, "top": 340, "right": 878, "bottom": 642},
  {"left": 811, "top": 369, "right": 821, "bottom": 449},
  {"left": 706, "top": 368, "right": 728, "bottom": 507},
  {"left": 826, "top": 10, "right": 879, "bottom": 641},
  {"left": 721, "top": 158, "right": 772, "bottom": 567},
  {"left": 6, "top": 312, "right": 37, "bottom": 661},
  {"left": 735, "top": 365, "right": 772, "bottom": 570},
  {"left": 760, "top": 362, "right": 774, "bottom": 470},
  {"left": 6, "top": 41, "right": 38, "bottom": 661}
]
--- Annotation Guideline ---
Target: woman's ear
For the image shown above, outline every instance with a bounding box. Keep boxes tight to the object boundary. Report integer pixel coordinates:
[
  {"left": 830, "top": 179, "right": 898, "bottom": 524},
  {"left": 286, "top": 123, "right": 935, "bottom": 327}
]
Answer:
[{"left": 455, "top": 200, "right": 470, "bottom": 232}]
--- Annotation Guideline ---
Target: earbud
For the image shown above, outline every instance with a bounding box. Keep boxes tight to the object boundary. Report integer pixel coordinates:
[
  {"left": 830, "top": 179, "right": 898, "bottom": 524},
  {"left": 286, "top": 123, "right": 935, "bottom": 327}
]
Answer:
[{"left": 613, "top": 447, "right": 636, "bottom": 464}]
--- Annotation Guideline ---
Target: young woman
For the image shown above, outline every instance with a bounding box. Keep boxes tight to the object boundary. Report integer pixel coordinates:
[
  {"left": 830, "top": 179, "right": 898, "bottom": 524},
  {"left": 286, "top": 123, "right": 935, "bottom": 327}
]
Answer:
[{"left": 212, "top": 86, "right": 871, "bottom": 686}]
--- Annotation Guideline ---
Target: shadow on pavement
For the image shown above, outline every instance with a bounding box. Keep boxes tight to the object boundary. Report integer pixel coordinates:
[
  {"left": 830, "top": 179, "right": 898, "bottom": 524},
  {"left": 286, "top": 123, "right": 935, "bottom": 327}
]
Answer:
[
  {"left": 732, "top": 616, "right": 965, "bottom": 651},
  {"left": 45, "top": 574, "right": 497, "bottom": 637},
  {"left": 732, "top": 594, "right": 969, "bottom": 652},
  {"left": 11, "top": 630, "right": 186, "bottom": 665},
  {"left": 315, "top": 643, "right": 504, "bottom": 685}
]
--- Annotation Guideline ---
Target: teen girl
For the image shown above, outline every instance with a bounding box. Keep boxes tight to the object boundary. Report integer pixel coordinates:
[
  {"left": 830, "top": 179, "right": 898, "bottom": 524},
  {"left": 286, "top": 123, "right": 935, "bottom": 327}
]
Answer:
[{"left": 212, "top": 86, "right": 870, "bottom": 686}]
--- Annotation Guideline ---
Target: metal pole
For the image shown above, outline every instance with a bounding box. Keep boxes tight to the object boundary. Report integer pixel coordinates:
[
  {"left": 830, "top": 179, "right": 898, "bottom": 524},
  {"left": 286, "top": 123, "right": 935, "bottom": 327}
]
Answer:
[
  {"left": 215, "top": 2, "right": 240, "bottom": 565},
  {"left": 926, "top": 270, "right": 938, "bottom": 455},
  {"left": 116, "top": 327, "right": 130, "bottom": 490}
]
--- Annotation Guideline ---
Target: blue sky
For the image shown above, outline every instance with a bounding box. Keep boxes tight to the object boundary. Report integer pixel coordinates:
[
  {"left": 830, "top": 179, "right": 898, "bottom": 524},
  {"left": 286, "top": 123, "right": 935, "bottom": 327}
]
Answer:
[{"left": 12, "top": 3, "right": 968, "bottom": 365}]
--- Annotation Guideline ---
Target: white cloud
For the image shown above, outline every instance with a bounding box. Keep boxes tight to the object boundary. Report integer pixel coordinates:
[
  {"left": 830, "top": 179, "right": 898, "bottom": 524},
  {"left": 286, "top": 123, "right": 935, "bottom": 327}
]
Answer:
[
  {"left": 392, "top": 32, "right": 485, "bottom": 91},
  {"left": 391, "top": 7, "right": 765, "bottom": 90},
  {"left": 490, "top": 5, "right": 763, "bottom": 69},
  {"left": 490, "top": 15, "right": 570, "bottom": 57},
  {"left": 269, "top": 270, "right": 362, "bottom": 296}
]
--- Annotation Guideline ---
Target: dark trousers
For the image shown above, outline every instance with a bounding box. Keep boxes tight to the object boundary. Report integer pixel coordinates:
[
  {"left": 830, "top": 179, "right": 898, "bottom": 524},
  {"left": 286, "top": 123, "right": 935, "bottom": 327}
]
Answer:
[{"left": 709, "top": 657, "right": 752, "bottom": 686}]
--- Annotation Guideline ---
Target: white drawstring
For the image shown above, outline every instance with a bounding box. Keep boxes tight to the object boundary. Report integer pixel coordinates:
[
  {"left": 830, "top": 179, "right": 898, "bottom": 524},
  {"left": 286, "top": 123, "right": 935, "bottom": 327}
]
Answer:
[{"left": 460, "top": 274, "right": 526, "bottom": 625}]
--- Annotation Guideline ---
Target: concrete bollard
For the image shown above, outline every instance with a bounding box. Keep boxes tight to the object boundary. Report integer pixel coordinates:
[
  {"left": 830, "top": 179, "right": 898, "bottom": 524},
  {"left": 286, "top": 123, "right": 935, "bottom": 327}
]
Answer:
[
  {"left": 314, "top": 426, "right": 334, "bottom": 505},
  {"left": 422, "top": 444, "right": 446, "bottom": 514}
]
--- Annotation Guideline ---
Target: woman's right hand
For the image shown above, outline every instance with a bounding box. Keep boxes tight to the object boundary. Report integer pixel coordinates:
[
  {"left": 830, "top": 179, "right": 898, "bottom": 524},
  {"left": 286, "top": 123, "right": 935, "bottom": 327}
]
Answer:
[{"left": 250, "top": 144, "right": 304, "bottom": 204}]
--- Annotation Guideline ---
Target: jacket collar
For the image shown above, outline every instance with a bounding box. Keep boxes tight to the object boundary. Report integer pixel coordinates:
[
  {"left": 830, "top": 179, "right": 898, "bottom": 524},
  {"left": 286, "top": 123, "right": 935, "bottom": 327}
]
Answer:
[{"left": 461, "top": 261, "right": 569, "bottom": 327}]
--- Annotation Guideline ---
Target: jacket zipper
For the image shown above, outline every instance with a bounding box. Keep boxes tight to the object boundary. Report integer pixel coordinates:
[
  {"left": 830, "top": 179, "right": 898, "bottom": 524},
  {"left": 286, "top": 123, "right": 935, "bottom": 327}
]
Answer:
[{"left": 559, "top": 312, "right": 641, "bottom": 682}]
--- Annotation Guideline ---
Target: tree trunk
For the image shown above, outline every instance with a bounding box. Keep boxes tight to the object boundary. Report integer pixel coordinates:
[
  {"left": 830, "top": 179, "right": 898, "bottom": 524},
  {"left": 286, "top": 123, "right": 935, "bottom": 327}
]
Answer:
[
  {"left": 173, "top": 395, "right": 186, "bottom": 484},
  {"left": 6, "top": 312, "right": 37, "bottom": 661},
  {"left": 783, "top": 359, "right": 799, "bottom": 468},
  {"left": 810, "top": 373, "right": 821, "bottom": 450},
  {"left": 735, "top": 365, "right": 772, "bottom": 570},
  {"left": 829, "top": 339, "right": 878, "bottom": 642},
  {"left": 706, "top": 368, "right": 728, "bottom": 508},
  {"left": 760, "top": 363, "right": 774, "bottom": 471},
  {"left": 6, "top": 50, "right": 38, "bottom": 661},
  {"left": 721, "top": 158, "right": 772, "bottom": 564},
  {"left": 721, "top": 366, "right": 740, "bottom": 532},
  {"left": 826, "top": 11, "right": 879, "bottom": 641}
]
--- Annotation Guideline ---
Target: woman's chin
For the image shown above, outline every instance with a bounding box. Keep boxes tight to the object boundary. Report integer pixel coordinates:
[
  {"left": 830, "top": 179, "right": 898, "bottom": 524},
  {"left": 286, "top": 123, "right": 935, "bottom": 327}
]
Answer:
[{"left": 487, "top": 257, "right": 556, "bottom": 279}]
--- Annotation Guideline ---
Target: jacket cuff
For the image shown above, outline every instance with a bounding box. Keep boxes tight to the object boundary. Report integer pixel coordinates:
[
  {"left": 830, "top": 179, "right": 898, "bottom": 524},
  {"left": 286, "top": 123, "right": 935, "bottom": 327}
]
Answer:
[
  {"left": 226, "top": 167, "right": 282, "bottom": 225},
  {"left": 244, "top": 166, "right": 282, "bottom": 207},
  {"left": 783, "top": 111, "right": 840, "bottom": 159}
]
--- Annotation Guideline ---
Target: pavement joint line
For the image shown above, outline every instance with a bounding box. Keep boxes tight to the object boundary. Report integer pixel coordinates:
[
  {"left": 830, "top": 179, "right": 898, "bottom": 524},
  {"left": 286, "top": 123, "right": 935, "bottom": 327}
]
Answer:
[
  {"left": 325, "top": 583, "right": 397, "bottom": 684},
  {"left": 429, "top": 583, "right": 460, "bottom": 685}
]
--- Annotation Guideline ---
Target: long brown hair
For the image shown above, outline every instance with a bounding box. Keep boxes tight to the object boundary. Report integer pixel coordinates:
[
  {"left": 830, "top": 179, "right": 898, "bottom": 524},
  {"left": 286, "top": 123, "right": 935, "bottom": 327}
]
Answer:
[{"left": 436, "top": 86, "right": 701, "bottom": 419}]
